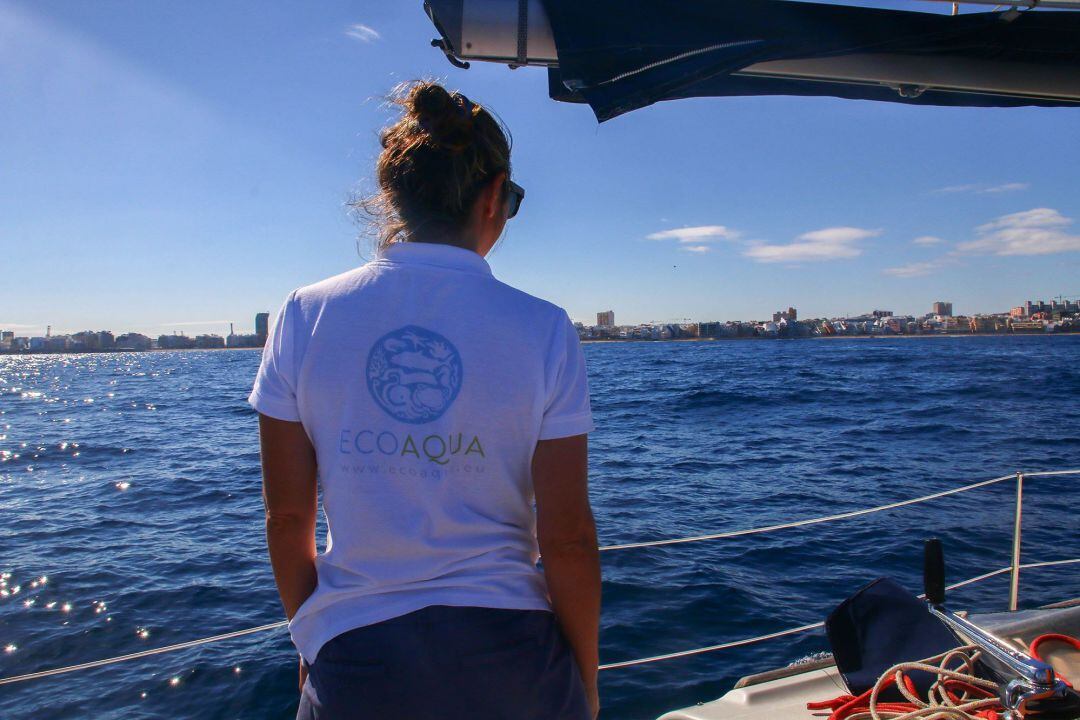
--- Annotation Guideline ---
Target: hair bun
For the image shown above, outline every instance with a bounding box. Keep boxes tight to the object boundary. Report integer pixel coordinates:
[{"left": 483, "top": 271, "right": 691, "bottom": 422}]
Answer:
[
  {"left": 406, "top": 82, "right": 476, "bottom": 152},
  {"left": 368, "top": 80, "right": 512, "bottom": 249}
]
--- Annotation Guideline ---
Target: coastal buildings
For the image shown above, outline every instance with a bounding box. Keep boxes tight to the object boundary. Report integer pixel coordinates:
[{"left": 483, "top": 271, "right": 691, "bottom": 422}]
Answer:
[
  {"left": 115, "top": 333, "right": 152, "bottom": 351},
  {"left": 255, "top": 312, "right": 270, "bottom": 341},
  {"left": 1, "top": 310, "right": 270, "bottom": 354},
  {"left": 226, "top": 314, "right": 270, "bottom": 348},
  {"left": 3, "top": 300, "right": 1077, "bottom": 355},
  {"left": 933, "top": 301, "right": 953, "bottom": 317},
  {"left": 572, "top": 296, "right": 1079, "bottom": 343},
  {"left": 157, "top": 334, "right": 196, "bottom": 350},
  {"left": 1021, "top": 299, "right": 1080, "bottom": 319},
  {"left": 70, "top": 331, "right": 115, "bottom": 352},
  {"left": 225, "top": 333, "right": 263, "bottom": 348}
]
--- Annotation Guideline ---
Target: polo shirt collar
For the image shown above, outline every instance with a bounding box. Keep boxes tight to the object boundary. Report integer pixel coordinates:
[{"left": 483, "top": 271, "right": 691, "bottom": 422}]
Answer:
[{"left": 378, "top": 241, "right": 492, "bottom": 276}]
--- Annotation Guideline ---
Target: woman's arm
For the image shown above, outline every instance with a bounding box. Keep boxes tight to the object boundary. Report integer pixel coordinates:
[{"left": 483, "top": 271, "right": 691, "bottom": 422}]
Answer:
[
  {"left": 533, "top": 434, "right": 601, "bottom": 718},
  {"left": 258, "top": 414, "right": 318, "bottom": 688}
]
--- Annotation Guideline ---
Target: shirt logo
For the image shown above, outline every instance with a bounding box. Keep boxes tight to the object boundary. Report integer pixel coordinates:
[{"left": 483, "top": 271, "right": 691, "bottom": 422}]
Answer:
[{"left": 366, "top": 326, "right": 463, "bottom": 424}]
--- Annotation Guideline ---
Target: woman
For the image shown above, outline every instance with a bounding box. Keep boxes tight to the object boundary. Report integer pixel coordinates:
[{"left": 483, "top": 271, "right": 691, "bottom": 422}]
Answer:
[{"left": 249, "top": 81, "right": 600, "bottom": 720}]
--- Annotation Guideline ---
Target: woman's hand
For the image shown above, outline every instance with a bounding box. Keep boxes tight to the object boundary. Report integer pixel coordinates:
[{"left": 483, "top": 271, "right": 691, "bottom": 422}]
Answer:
[
  {"left": 298, "top": 655, "right": 308, "bottom": 693},
  {"left": 585, "top": 683, "right": 600, "bottom": 719}
]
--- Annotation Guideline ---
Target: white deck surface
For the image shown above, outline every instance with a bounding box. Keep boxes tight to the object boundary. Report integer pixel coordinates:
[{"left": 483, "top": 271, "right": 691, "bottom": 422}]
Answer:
[{"left": 657, "top": 664, "right": 847, "bottom": 720}]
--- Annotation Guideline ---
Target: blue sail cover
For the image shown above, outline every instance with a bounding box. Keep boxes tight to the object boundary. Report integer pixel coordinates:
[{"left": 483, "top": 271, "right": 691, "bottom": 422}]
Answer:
[{"left": 541, "top": 0, "right": 1080, "bottom": 121}]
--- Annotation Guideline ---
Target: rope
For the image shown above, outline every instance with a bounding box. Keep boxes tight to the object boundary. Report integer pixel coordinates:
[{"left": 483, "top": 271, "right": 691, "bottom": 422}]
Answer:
[
  {"left": 1020, "top": 469, "right": 1080, "bottom": 478},
  {"left": 942, "top": 558, "right": 1080, "bottom": 593},
  {"left": 810, "top": 646, "right": 1002, "bottom": 720},
  {"left": 598, "top": 473, "right": 1019, "bottom": 551},
  {"left": 596, "top": 39, "right": 764, "bottom": 86},
  {"left": 595, "top": 560, "right": 1077, "bottom": 672},
  {"left": 1, "top": 560, "right": 1076, "bottom": 686},
  {"left": 1022, "top": 557, "right": 1080, "bottom": 571},
  {"left": 0, "top": 621, "right": 287, "bottom": 687},
  {"left": 814, "top": 630, "right": 1080, "bottom": 720},
  {"left": 598, "top": 622, "right": 824, "bottom": 671},
  {"left": 1, "top": 470, "right": 1077, "bottom": 686}
]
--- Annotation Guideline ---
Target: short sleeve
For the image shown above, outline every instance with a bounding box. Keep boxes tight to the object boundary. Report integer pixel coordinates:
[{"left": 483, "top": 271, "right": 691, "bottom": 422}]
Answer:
[
  {"left": 539, "top": 312, "right": 594, "bottom": 440},
  {"left": 248, "top": 291, "right": 302, "bottom": 422}
]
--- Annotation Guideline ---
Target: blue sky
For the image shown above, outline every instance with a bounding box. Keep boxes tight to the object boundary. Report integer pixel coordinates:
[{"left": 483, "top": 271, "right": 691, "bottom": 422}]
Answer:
[{"left": 2, "top": 0, "right": 1079, "bottom": 337}]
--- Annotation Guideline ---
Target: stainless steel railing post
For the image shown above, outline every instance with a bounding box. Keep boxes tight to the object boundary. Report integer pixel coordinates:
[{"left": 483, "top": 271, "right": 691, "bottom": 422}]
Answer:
[{"left": 1008, "top": 471, "right": 1024, "bottom": 611}]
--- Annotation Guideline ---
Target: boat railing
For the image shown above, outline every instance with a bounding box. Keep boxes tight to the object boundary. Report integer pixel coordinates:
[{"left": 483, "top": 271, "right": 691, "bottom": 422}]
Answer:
[{"left": 1, "top": 469, "right": 1077, "bottom": 686}]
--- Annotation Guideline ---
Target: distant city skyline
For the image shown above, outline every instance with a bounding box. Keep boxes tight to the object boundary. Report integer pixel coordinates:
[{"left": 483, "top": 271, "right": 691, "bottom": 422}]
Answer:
[
  {"left": 3, "top": 2, "right": 1080, "bottom": 337},
  {"left": 5, "top": 294, "right": 1077, "bottom": 342},
  {"left": 0, "top": 318, "right": 264, "bottom": 340},
  {"left": 5, "top": 294, "right": 1077, "bottom": 354}
]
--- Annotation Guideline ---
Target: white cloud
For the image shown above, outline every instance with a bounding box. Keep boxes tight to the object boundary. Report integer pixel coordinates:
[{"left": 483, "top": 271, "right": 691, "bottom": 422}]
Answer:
[
  {"left": 743, "top": 226, "right": 881, "bottom": 264},
  {"left": 932, "top": 182, "right": 1028, "bottom": 195},
  {"left": 796, "top": 227, "right": 879, "bottom": 244},
  {"left": 887, "top": 206, "right": 1079, "bottom": 275},
  {"left": 680, "top": 245, "right": 710, "bottom": 253},
  {"left": 345, "top": 24, "right": 381, "bottom": 43},
  {"left": 976, "top": 207, "right": 1069, "bottom": 232},
  {"left": 980, "top": 182, "right": 1029, "bottom": 194},
  {"left": 646, "top": 225, "right": 741, "bottom": 244},
  {"left": 883, "top": 258, "right": 953, "bottom": 278},
  {"left": 959, "top": 208, "right": 1080, "bottom": 256},
  {"left": 913, "top": 235, "right": 944, "bottom": 246}
]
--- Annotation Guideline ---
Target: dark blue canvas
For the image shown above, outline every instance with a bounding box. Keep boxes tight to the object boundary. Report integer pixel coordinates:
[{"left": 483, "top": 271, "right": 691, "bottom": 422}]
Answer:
[
  {"left": 825, "top": 577, "right": 962, "bottom": 700},
  {"left": 295, "top": 605, "right": 590, "bottom": 720},
  {"left": 540, "top": 0, "right": 1080, "bottom": 121}
]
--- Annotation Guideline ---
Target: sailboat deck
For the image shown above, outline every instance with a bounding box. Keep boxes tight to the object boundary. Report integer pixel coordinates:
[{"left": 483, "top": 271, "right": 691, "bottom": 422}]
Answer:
[{"left": 659, "top": 602, "right": 1080, "bottom": 720}]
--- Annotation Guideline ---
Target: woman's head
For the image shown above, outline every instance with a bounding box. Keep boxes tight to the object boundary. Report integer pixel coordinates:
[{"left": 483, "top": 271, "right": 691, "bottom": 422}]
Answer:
[{"left": 365, "top": 80, "right": 517, "bottom": 255}]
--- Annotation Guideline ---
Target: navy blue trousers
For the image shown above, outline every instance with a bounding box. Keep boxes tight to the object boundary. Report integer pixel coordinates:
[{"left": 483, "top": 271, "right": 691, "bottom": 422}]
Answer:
[{"left": 295, "top": 605, "right": 590, "bottom": 720}]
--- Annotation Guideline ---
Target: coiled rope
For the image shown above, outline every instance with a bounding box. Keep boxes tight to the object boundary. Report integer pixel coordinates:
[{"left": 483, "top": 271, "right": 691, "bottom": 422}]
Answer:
[
  {"left": 810, "top": 628, "right": 1080, "bottom": 719},
  {"left": 809, "top": 645, "right": 1002, "bottom": 720}
]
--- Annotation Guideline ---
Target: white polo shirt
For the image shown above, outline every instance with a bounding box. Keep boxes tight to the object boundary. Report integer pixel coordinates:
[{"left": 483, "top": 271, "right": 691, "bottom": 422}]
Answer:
[{"left": 248, "top": 241, "right": 594, "bottom": 663}]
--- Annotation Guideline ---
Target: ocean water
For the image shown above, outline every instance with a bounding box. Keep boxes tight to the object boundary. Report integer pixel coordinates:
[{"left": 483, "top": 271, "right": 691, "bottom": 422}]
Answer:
[{"left": 1, "top": 336, "right": 1078, "bottom": 720}]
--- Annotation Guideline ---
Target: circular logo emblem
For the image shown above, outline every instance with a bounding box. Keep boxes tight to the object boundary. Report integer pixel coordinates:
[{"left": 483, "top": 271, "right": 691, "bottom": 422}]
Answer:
[{"left": 366, "top": 326, "right": 463, "bottom": 424}]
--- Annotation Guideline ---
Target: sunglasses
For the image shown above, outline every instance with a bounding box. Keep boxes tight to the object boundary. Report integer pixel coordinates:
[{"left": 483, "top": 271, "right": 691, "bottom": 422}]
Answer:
[{"left": 505, "top": 179, "right": 525, "bottom": 219}]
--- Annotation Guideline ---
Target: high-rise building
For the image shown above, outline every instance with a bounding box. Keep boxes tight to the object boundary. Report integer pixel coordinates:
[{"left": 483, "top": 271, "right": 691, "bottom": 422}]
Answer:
[
  {"left": 255, "top": 312, "right": 270, "bottom": 339},
  {"left": 597, "top": 310, "right": 615, "bottom": 327},
  {"left": 932, "top": 301, "right": 953, "bottom": 317}
]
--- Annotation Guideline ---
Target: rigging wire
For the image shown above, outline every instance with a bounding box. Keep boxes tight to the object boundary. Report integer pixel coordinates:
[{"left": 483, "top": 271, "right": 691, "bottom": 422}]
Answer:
[
  {"left": 4, "top": 560, "right": 1074, "bottom": 685},
  {"left": 1, "top": 470, "right": 1077, "bottom": 686},
  {"left": 597, "top": 473, "right": 1021, "bottom": 552}
]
